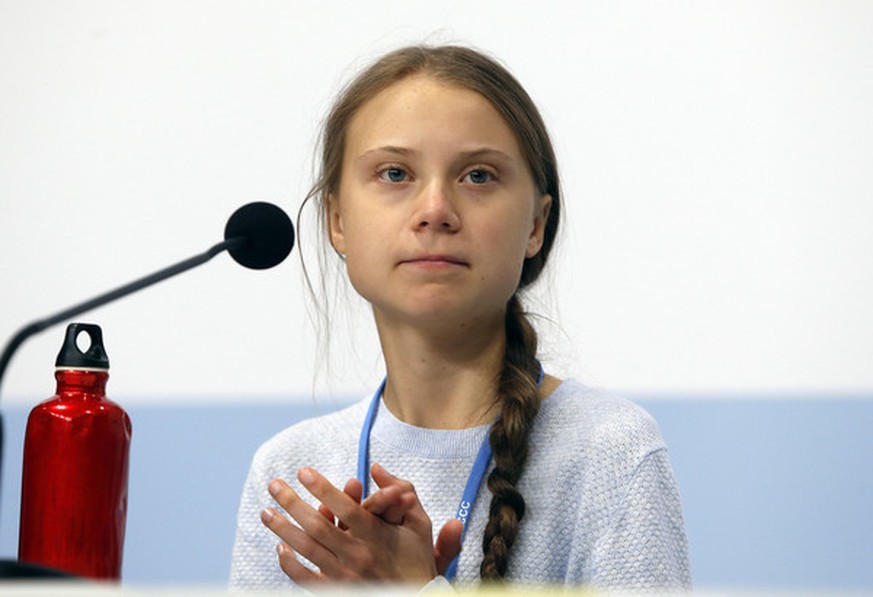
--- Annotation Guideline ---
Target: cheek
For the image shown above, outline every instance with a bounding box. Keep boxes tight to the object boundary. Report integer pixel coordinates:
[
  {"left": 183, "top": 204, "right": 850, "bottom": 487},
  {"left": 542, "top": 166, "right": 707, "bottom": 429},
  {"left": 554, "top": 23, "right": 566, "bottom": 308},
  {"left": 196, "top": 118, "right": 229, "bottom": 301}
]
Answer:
[
  {"left": 342, "top": 251, "right": 378, "bottom": 305},
  {"left": 489, "top": 213, "right": 533, "bottom": 257},
  {"left": 479, "top": 222, "right": 530, "bottom": 288},
  {"left": 338, "top": 221, "right": 390, "bottom": 297}
]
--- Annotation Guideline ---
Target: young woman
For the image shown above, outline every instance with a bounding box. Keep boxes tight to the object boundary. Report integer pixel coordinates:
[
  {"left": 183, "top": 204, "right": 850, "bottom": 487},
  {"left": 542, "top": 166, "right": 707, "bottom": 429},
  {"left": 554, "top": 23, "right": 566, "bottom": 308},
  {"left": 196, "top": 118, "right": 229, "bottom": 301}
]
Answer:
[{"left": 231, "top": 45, "right": 690, "bottom": 592}]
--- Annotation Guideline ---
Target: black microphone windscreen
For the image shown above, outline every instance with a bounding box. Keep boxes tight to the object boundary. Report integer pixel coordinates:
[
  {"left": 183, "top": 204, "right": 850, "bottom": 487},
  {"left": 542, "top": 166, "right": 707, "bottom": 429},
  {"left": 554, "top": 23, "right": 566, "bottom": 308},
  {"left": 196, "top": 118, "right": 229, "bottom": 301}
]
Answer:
[{"left": 224, "top": 202, "right": 295, "bottom": 270}]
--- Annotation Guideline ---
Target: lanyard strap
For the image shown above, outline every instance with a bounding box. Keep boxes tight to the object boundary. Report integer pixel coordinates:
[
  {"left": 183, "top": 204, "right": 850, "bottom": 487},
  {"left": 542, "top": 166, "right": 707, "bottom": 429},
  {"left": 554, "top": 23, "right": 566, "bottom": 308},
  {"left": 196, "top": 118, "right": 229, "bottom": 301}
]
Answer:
[
  {"left": 356, "top": 367, "right": 544, "bottom": 581},
  {"left": 442, "top": 431, "right": 492, "bottom": 580},
  {"left": 356, "top": 378, "right": 385, "bottom": 493}
]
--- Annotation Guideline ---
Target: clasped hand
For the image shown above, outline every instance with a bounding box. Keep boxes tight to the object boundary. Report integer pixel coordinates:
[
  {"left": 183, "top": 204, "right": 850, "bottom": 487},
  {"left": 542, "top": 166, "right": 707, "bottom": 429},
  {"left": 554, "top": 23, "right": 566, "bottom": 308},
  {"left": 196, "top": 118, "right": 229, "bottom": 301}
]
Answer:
[{"left": 261, "top": 463, "right": 463, "bottom": 585}]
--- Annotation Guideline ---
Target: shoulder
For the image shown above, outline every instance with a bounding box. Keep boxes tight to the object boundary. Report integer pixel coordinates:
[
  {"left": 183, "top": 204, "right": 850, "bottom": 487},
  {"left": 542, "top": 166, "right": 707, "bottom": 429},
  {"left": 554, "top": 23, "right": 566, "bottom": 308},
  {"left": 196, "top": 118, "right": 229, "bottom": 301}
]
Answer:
[
  {"left": 524, "top": 379, "right": 685, "bottom": 544},
  {"left": 531, "top": 379, "right": 667, "bottom": 474},
  {"left": 248, "top": 397, "right": 370, "bottom": 480}
]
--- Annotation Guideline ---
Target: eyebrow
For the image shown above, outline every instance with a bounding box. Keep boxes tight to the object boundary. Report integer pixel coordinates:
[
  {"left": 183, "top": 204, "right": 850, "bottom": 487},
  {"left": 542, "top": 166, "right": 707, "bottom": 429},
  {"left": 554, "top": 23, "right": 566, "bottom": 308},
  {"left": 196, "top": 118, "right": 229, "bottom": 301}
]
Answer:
[
  {"left": 356, "top": 146, "right": 413, "bottom": 161},
  {"left": 356, "top": 146, "right": 515, "bottom": 163}
]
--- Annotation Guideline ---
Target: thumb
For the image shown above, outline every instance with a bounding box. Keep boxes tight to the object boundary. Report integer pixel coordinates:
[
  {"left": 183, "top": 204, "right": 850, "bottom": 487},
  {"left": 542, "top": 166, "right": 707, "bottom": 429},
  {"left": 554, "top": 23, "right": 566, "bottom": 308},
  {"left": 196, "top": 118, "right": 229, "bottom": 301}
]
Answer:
[{"left": 434, "top": 519, "right": 464, "bottom": 576}]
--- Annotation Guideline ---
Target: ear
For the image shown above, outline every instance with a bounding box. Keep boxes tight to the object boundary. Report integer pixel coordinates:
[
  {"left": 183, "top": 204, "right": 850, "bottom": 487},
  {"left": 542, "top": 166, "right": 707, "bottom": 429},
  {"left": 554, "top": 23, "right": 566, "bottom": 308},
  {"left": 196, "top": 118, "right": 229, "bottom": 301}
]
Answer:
[
  {"left": 327, "top": 193, "right": 347, "bottom": 255},
  {"left": 526, "top": 193, "right": 552, "bottom": 258}
]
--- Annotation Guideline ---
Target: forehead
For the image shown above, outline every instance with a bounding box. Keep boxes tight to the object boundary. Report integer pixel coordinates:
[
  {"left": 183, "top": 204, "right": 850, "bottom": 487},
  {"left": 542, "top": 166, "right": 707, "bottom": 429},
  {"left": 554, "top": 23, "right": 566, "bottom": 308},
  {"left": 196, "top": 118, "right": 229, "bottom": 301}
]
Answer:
[{"left": 344, "top": 74, "right": 522, "bottom": 156}]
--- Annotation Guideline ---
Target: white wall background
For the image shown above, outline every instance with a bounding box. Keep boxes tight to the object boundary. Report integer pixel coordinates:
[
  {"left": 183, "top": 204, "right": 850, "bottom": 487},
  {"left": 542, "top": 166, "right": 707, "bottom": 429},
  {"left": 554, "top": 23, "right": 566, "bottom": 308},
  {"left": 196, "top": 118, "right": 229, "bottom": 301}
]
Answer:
[{"left": 1, "top": 0, "right": 872, "bottom": 406}]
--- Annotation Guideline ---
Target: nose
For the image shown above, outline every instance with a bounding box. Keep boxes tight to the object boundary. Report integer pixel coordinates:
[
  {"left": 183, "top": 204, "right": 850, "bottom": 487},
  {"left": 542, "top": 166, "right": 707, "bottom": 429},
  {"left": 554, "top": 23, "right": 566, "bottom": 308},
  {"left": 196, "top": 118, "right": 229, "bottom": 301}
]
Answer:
[{"left": 413, "top": 179, "right": 461, "bottom": 232}]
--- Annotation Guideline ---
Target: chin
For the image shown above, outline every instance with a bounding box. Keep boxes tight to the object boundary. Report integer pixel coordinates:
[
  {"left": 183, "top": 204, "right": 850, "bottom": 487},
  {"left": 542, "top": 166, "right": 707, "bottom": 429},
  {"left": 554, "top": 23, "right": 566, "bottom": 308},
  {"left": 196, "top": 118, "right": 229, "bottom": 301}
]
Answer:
[{"left": 378, "top": 298, "right": 502, "bottom": 330}]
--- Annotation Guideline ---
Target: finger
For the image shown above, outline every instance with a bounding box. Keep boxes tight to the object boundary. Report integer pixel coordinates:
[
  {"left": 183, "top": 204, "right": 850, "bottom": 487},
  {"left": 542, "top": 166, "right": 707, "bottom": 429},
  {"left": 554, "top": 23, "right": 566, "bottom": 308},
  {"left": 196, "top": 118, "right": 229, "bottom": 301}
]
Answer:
[
  {"left": 297, "top": 468, "right": 375, "bottom": 534},
  {"left": 369, "top": 463, "right": 429, "bottom": 526},
  {"left": 275, "top": 542, "right": 326, "bottom": 585},
  {"left": 381, "top": 492, "right": 419, "bottom": 525},
  {"left": 434, "top": 519, "right": 464, "bottom": 576},
  {"left": 361, "top": 485, "right": 408, "bottom": 523},
  {"left": 339, "top": 479, "right": 363, "bottom": 531},
  {"left": 267, "top": 480, "right": 362, "bottom": 577},
  {"left": 316, "top": 479, "right": 361, "bottom": 531},
  {"left": 343, "top": 478, "right": 363, "bottom": 503},
  {"left": 371, "top": 463, "right": 416, "bottom": 493},
  {"left": 368, "top": 465, "right": 433, "bottom": 533},
  {"left": 318, "top": 504, "right": 335, "bottom": 524},
  {"left": 261, "top": 505, "right": 338, "bottom": 574}
]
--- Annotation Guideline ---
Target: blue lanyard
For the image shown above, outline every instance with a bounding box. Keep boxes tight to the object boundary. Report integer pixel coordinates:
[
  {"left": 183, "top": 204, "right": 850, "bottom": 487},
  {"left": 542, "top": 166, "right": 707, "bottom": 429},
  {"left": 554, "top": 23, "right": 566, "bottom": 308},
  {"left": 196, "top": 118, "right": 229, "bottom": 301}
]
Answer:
[
  {"left": 356, "top": 369, "right": 543, "bottom": 581},
  {"left": 356, "top": 378, "right": 386, "bottom": 495}
]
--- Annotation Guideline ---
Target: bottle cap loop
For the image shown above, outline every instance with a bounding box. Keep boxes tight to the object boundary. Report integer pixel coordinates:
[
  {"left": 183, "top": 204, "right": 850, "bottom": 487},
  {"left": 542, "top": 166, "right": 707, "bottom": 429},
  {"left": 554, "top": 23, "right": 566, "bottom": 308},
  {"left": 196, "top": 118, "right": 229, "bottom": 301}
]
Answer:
[{"left": 55, "top": 323, "right": 110, "bottom": 370}]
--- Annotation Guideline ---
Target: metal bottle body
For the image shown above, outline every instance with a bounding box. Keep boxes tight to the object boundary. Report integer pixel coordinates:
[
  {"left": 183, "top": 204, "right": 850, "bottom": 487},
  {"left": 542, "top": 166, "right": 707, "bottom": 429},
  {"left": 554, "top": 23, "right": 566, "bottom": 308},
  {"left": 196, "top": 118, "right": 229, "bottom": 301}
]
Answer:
[{"left": 18, "top": 368, "right": 132, "bottom": 580}]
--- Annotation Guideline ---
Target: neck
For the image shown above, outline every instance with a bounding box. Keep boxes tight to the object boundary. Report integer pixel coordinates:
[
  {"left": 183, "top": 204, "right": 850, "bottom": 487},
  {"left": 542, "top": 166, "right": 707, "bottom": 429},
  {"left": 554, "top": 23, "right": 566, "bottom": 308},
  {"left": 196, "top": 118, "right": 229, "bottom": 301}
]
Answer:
[{"left": 374, "top": 312, "right": 506, "bottom": 429}]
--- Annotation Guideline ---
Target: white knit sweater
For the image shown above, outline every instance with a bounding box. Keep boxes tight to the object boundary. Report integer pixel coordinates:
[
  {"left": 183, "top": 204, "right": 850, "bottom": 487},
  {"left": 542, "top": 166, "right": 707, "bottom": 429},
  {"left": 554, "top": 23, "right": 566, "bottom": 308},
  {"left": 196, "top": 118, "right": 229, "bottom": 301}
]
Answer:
[{"left": 230, "top": 379, "right": 691, "bottom": 592}]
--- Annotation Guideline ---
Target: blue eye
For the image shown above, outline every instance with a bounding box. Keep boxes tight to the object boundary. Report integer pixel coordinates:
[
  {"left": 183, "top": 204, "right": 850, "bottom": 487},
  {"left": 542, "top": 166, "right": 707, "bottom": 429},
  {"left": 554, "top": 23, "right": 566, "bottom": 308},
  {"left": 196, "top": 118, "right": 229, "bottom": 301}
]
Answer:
[
  {"left": 463, "top": 169, "right": 494, "bottom": 184},
  {"left": 379, "top": 167, "right": 409, "bottom": 183}
]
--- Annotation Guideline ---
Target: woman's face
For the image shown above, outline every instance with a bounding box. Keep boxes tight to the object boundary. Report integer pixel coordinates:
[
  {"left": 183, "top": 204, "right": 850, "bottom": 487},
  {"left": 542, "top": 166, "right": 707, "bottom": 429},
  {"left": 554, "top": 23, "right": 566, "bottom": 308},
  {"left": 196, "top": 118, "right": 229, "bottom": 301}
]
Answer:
[{"left": 328, "top": 74, "right": 551, "bottom": 330}]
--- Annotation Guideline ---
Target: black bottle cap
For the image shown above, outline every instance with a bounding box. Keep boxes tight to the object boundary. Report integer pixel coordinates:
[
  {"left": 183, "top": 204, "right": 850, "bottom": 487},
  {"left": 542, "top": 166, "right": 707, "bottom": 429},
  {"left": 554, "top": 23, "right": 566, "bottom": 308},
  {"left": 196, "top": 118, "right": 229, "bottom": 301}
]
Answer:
[{"left": 55, "top": 323, "right": 110, "bottom": 370}]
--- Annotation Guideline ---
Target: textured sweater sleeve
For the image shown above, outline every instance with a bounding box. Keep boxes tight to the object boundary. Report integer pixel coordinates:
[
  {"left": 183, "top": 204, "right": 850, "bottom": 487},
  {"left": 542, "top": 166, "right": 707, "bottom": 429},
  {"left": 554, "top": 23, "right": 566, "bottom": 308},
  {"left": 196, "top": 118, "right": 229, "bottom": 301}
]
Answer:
[{"left": 586, "top": 448, "right": 691, "bottom": 591}]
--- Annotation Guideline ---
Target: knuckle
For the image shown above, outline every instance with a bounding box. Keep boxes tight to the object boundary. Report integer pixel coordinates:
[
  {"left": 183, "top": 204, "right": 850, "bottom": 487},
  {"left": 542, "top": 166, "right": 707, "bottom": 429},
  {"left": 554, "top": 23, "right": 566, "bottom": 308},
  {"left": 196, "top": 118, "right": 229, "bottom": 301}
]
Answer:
[{"left": 270, "top": 481, "right": 299, "bottom": 507}]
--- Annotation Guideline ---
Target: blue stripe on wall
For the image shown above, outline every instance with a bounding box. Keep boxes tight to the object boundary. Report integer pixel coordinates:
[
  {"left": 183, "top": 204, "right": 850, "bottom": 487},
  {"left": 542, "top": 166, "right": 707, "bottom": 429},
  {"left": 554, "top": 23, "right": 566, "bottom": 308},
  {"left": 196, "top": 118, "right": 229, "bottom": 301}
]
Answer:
[
  {"left": 2, "top": 396, "right": 871, "bottom": 589},
  {"left": 642, "top": 398, "right": 873, "bottom": 590}
]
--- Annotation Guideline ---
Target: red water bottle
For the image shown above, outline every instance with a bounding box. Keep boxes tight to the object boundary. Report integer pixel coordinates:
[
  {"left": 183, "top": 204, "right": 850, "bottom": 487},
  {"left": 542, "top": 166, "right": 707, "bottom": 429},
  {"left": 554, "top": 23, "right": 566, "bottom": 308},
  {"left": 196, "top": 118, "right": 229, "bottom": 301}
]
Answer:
[{"left": 18, "top": 323, "right": 132, "bottom": 580}]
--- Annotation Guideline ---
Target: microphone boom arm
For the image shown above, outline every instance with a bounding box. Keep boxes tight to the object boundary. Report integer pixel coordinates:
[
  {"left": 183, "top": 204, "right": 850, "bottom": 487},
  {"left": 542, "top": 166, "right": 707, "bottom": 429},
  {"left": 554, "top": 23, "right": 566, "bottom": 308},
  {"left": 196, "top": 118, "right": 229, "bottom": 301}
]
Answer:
[{"left": 0, "top": 236, "right": 245, "bottom": 395}]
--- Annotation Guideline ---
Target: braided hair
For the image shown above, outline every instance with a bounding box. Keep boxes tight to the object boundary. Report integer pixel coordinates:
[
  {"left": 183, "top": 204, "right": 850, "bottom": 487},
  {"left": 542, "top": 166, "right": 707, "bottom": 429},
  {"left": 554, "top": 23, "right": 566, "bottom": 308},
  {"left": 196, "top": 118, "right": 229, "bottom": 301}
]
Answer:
[
  {"left": 309, "top": 45, "right": 562, "bottom": 580},
  {"left": 479, "top": 294, "right": 543, "bottom": 579}
]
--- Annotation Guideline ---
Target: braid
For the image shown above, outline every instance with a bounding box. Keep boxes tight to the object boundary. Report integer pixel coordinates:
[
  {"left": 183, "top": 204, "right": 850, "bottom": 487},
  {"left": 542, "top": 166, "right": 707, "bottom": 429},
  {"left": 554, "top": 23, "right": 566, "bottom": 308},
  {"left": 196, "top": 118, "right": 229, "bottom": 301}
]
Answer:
[{"left": 480, "top": 294, "right": 542, "bottom": 581}]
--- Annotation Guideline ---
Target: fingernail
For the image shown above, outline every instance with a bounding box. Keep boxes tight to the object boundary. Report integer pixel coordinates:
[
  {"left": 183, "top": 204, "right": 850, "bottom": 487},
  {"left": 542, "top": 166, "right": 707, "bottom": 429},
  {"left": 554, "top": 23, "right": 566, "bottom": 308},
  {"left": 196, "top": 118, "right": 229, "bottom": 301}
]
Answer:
[
  {"left": 276, "top": 543, "right": 286, "bottom": 556},
  {"left": 261, "top": 508, "right": 274, "bottom": 524},
  {"left": 268, "top": 480, "right": 282, "bottom": 497},
  {"left": 298, "top": 467, "right": 314, "bottom": 485}
]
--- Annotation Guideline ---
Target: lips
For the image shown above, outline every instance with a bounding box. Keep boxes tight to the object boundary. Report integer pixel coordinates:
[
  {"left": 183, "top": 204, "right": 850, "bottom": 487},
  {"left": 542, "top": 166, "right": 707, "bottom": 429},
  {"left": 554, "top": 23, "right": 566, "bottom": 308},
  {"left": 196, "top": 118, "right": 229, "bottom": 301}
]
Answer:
[{"left": 399, "top": 254, "right": 470, "bottom": 267}]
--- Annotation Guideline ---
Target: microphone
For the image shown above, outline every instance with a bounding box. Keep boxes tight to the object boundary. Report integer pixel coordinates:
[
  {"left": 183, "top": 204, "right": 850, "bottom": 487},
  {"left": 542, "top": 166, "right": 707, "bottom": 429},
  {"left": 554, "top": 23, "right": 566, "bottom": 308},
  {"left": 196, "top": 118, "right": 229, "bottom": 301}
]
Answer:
[
  {"left": 225, "top": 201, "right": 296, "bottom": 270},
  {"left": 0, "top": 201, "right": 295, "bottom": 547}
]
